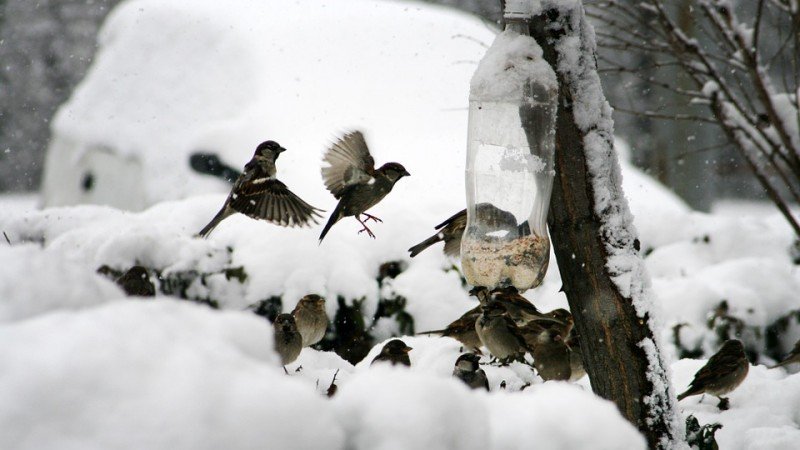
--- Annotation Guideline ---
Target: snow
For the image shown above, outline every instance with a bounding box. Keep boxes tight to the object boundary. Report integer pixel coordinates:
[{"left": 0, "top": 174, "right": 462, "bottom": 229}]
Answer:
[{"left": 4, "top": 0, "right": 800, "bottom": 448}]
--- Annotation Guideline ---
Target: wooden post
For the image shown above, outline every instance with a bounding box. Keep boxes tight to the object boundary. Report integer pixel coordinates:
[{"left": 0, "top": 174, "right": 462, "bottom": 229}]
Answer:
[{"left": 525, "top": 4, "right": 682, "bottom": 449}]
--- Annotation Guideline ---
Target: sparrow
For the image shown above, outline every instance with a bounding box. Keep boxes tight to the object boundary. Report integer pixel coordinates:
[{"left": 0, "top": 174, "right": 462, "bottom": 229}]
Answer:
[
  {"left": 319, "top": 131, "right": 410, "bottom": 241},
  {"left": 417, "top": 305, "right": 483, "bottom": 351},
  {"left": 473, "top": 286, "right": 542, "bottom": 326},
  {"left": 273, "top": 313, "right": 303, "bottom": 367},
  {"left": 291, "top": 294, "right": 328, "bottom": 347},
  {"left": 115, "top": 265, "right": 156, "bottom": 297},
  {"left": 530, "top": 308, "right": 574, "bottom": 338},
  {"left": 770, "top": 338, "right": 800, "bottom": 369},
  {"left": 453, "top": 353, "right": 489, "bottom": 390},
  {"left": 531, "top": 328, "right": 572, "bottom": 381},
  {"left": 475, "top": 300, "right": 530, "bottom": 362},
  {"left": 677, "top": 339, "right": 749, "bottom": 410},
  {"left": 371, "top": 339, "right": 413, "bottom": 367},
  {"left": 408, "top": 208, "right": 466, "bottom": 258},
  {"left": 567, "top": 336, "right": 586, "bottom": 381},
  {"left": 409, "top": 203, "right": 521, "bottom": 258},
  {"left": 198, "top": 140, "right": 323, "bottom": 237}
]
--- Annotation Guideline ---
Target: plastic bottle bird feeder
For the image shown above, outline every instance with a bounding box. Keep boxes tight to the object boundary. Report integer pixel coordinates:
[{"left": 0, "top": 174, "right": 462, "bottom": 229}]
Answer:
[{"left": 460, "top": 14, "right": 558, "bottom": 292}]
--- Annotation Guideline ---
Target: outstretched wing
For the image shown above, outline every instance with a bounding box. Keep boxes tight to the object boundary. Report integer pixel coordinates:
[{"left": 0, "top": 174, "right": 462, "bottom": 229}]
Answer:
[
  {"left": 321, "top": 131, "right": 376, "bottom": 199},
  {"left": 229, "top": 178, "right": 323, "bottom": 227}
]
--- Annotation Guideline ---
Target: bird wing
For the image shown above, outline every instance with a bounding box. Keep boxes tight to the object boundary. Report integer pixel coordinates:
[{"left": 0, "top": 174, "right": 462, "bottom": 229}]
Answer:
[
  {"left": 435, "top": 209, "right": 467, "bottom": 230},
  {"left": 229, "top": 178, "right": 323, "bottom": 227},
  {"left": 321, "top": 131, "right": 376, "bottom": 199}
]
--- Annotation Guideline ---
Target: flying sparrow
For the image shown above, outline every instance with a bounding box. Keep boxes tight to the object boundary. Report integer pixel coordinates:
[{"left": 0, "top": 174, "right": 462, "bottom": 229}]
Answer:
[
  {"left": 531, "top": 328, "right": 572, "bottom": 381},
  {"left": 770, "top": 338, "right": 800, "bottom": 369},
  {"left": 677, "top": 339, "right": 749, "bottom": 410},
  {"left": 417, "top": 305, "right": 483, "bottom": 351},
  {"left": 291, "top": 294, "right": 328, "bottom": 347},
  {"left": 453, "top": 353, "right": 489, "bottom": 390},
  {"left": 273, "top": 313, "right": 303, "bottom": 367},
  {"left": 475, "top": 300, "right": 530, "bottom": 362},
  {"left": 371, "top": 339, "right": 413, "bottom": 367},
  {"left": 198, "top": 140, "right": 323, "bottom": 237},
  {"left": 319, "top": 131, "right": 410, "bottom": 241},
  {"left": 115, "top": 265, "right": 156, "bottom": 297}
]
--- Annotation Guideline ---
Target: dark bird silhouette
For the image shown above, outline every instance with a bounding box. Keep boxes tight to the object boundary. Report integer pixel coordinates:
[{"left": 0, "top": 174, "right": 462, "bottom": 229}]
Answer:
[
  {"left": 677, "top": 339, "right": 749, "bottom": 410},
  {"left": 417, "top": 305, "right": 482, "bottom": 351},
  {"left": 198, "top": 140, "right": 323, "bottom": 237},
  {"left": 273, "top": 313, "right": 303, "bottom": 367},
  {"left": 371, "top": 339, "right": 413, "bottom": 367},
  {"left": 770, "top": 338, "right": 800, "bottom": 369},
  {"left": 115, "top": 266, "right": 156, "bottom": 297},
  {"left": 319, "top": 131, "right": 409, "bottom": 241},
  {"left": 453, "top": 353, "right": 489, "bottom": 390}
]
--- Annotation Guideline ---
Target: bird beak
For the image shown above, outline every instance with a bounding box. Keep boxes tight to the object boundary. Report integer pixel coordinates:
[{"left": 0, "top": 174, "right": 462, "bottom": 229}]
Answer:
[
  {"left": 403, "top": 170, "right": 411, "bottom": 177},
  {"left": 279, "top": 147, "right": 287, "bottom": 153},
  {"left": 404, "top": 346, "right": 413, "bottom": 352}
]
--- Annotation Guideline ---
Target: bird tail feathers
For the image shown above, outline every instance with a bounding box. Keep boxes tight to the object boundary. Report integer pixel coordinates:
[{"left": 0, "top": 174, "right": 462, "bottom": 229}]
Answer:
[
  {"left": 319, "top": 203, "right": 343, "bottom": 243},
  {"left": 408, "top": 234, "right": 443, "bottom": 257},
  {"left": 198, "top": 205, "right": 233, "bottom": 238}
]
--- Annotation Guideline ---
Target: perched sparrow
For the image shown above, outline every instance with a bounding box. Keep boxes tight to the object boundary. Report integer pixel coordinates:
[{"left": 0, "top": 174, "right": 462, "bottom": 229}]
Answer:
[
  {"left": 417, "top": 305, "right": 483, "bottom": 351},
  {"left": 453, "top": 353, "right": 489, "bottom": 390},
  {"left": 567, "top": 336, "right": 586, "bottom": 381},
  {"left": 529, "top": 308, "right": 574, "bottom": 338},
  {"left": 273, "top": 313, "right": 303, "bottom": 366},
  {"left": 371, "top": 339, "right": 413, "bottom": 367},
  {"left": 198, "top": 140, "right": 323, "bottom": 237},
  {"left": 531, "top": 328, "right": 571, "bottom": 381},
  {"left": 291, "top": 294, "right": 328, "bottom": 347},
  {"left": 677, "top": 339, "right": 749, "bottom": 410},
  {"left": 482, "top": 287, "right": 543, "bottom": 325},
  {"left": 115, "top": 266, "right": 156, "bottom": 297},
  {"left": 770, "top": 338, "right": 800, "bottom": 369},
  {"left": 475, "top": 300, "right": 530, "bottom": 361},
  {"left": 408, "top": 208, "right": 467, "bottom": 258},
  {"left": 319, "top": 131, "right": 410, "bottom": 241},
  {"left": 409, "top": 203, "right": 520, "bottom": 258}
]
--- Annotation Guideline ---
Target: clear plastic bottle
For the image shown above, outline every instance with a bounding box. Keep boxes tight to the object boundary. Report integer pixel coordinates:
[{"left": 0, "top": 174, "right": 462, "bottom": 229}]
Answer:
[{"left": 461, "top": 23, "right": 557, "bottom": 292}]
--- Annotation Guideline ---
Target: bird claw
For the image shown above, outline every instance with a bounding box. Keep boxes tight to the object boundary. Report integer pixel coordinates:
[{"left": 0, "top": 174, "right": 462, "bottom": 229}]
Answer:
[
  {"left": 362, "top": 213, "right": 383, "bottom": 223},
  {"left": 717, "top": 397, "right": 730, "bottom": 410},
  {"left": 358, "top": 226, "right": 376, "bottom": 239}
]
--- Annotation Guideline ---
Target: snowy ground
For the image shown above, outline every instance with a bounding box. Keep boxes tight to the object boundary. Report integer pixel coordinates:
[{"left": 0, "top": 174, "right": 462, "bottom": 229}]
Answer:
[{"left": 3, "top": 0, "right": 800, "bottom": 448}]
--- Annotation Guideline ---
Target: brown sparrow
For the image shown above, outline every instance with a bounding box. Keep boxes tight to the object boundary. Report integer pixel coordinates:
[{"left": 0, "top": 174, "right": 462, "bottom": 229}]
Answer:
[
  {"left": 567, "top": 336, "right": 586, "bottom": 381},
  {"left": 417, "top": 305, "right": 483, "bottom": 351},
  {"left": 115, "top": 266, "right": 156, "bottom": 297},
  {"left": 319, "top": 131, "right": 409, "bottom": 241},
  {"left": 453, "top": 353, "right": 489, "bottom": 390},
  {"left": 371, "top": 339, "right": 412, "bottom": 367},
  {"left": 531, "top": 329, "right": 571, "bottom": 381},
  {"left": 291, "top": 294, "right": 328, "bottom": 347},
  {"left": 273, "top": 313, "right": 303, "bottom": 367},
  {"left": 770, "top": 338, "right": 800, "bottom": 369},
  {"left": 198, "top": 140, "right": 323, "bottom": 237},
  {"left": 473, "top": 286, "right": 542, "bottom": 325},
  {"left": 529, "top": 308, "right": 574, "bottom": 338},
  {"left": 408, "top": 208, "right": 467, "bottom": 258},
  {"left": 475, "top": 300, "right": 530, "bottom": 361},
  {"left": 677, "top": 339, "right": 749, "bottom": 410}
]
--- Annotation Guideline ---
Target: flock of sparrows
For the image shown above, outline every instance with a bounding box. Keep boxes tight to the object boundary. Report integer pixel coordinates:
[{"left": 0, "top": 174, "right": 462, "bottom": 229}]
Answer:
[{"left": 171, "top": 135, "right": 800, "bottom": 400}]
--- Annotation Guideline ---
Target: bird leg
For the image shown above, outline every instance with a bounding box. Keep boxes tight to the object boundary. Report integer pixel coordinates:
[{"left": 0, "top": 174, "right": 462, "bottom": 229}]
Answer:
[
  {"left": 283, "top": 366, "right": 289, "bottom": 375},
  {"left": 356, "top": 217, "right": 376, "bottom": 238},
  {"left": 361, "top": 213, "right": 383, "bottom": 223},
  {"left": 716, "top": 396, "right": 730, "bottom": 411}
]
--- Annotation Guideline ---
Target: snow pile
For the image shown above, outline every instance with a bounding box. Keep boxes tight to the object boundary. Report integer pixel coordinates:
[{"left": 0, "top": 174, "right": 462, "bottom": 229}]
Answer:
[{"left": 0, "top": 300, "right": 346, "bottom": 450}]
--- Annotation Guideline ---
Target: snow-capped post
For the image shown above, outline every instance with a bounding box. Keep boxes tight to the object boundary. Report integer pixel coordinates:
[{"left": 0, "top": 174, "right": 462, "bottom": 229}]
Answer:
[
  {"left": 461, "top": 0, "right": 558, "bottom": 293},
  {"left": 525, "top": 2, "right": 682, "bottom": 448}
]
